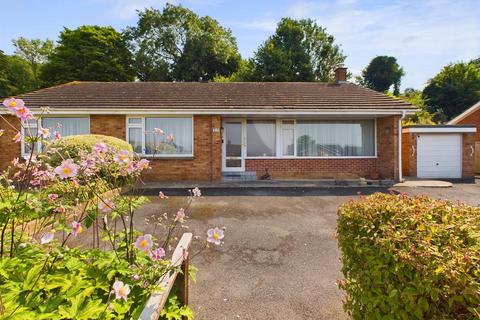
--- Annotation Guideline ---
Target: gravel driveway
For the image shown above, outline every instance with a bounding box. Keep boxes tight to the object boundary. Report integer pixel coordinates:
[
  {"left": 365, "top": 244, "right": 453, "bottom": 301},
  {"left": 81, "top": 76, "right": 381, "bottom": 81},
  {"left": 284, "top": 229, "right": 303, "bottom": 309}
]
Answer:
[{"left": 133, "top": 183, "right": 479, "bottom": 320}]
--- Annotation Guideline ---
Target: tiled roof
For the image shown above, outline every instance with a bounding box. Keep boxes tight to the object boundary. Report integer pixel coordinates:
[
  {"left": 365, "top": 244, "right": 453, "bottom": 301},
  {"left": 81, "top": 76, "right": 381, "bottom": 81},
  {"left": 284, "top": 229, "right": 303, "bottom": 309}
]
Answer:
[{"left": 17, "top": 81, "right": 415, "bottom": 110}]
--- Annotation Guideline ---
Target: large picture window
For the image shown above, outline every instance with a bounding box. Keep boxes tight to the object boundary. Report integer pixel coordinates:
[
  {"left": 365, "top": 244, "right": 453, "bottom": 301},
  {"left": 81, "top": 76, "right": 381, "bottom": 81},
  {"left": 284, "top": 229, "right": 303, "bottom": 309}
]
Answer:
[
  {"left": 246, "top": 120, "right": 276, "bottom": 157},
  {"left": 296, "top": 120, "right": 375, "bottom": 157},
  {"left": 127, "top": 116, "right": 193, "bottom": 157},
  {"left": 22, "top": 117, "right": 90, "bottom": 156}
]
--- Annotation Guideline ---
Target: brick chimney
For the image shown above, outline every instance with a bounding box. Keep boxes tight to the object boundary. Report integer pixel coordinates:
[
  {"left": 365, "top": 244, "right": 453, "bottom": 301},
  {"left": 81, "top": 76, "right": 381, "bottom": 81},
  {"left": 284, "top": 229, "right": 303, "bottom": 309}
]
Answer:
[{"left": 335, "top": 66, "right": 347, "bottom": 83}]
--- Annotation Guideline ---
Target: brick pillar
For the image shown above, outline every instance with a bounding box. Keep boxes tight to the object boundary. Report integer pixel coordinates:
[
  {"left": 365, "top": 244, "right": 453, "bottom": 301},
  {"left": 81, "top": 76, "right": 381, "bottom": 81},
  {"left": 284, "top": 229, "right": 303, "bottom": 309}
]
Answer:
[
  {"left": 210, "top": 115, "right": 222, "bottom": 181},
  {"left": 462, "top": 132, "right": 475, "bottom": 178},
  {"left": 0, "top": 115, "right": 22, "bottom": 171},
  {"left": 377, "top": 116, "right": 399, "bottom": 180},
  {"left": 90, "top": 115, "right": 126, "bottom": 140}
]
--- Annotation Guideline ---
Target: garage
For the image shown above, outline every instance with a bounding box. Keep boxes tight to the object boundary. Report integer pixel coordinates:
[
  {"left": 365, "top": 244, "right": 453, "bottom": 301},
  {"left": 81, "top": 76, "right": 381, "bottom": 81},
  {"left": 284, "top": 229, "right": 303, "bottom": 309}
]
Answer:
[
  {"left": 417, "top": 133, "right": 462, "bottom": 178},
  {"left": 402, "top": 125, "right": 477, "bottom": 180}
]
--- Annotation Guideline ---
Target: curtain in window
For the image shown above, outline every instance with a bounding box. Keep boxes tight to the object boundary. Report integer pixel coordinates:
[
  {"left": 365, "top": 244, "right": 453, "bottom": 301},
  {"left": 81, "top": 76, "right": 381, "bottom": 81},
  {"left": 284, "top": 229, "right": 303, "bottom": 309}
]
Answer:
[
  {"left": 247, "top": 120, "right": 276, "bottom": 157},
  {"left": 145, "top": 118, "right": 192, "bottom": 155},
  {"left": 42, "top": 118, "right": 89, "bottom": 137},
  {"left": 128, "top": 128, "right": 143, "bottom": 153},
  {"left": 296, "top": 120, "right": 374, "bottom": 156}
]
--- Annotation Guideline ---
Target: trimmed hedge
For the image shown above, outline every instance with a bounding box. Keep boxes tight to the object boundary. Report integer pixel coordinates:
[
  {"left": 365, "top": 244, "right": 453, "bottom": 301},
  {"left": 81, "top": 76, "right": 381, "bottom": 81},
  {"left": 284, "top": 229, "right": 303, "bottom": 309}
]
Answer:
[
  {"left": 337, "top": 193, "right": 480, "bottom": 319},
  {"left": 44, "top": 134, "right": 133, "bottom": 166}
]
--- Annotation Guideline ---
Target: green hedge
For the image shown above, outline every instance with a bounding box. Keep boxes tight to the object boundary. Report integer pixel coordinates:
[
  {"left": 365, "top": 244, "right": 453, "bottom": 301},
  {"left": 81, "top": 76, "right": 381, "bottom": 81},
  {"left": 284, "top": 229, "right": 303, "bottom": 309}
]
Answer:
[
  {"left": 44, "top": 134, "right": 133, "bottom": 166},
  {"left": 337, "top": 193, "right": 480, "bottom": 319}
]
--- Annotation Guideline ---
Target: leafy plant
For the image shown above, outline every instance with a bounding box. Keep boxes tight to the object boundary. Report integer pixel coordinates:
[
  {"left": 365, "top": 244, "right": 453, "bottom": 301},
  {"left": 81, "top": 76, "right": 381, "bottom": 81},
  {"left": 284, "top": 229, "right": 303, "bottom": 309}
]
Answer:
[{"left": 337, "top": 193, "right": 480, "bottom": 319}]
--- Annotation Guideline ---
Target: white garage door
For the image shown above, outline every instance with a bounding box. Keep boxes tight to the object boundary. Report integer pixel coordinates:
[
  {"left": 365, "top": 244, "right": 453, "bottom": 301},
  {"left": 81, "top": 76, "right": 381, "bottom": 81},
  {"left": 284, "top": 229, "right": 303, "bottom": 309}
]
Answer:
[{"left": 417, "top": 134, "right": 462, "bottom": 178}]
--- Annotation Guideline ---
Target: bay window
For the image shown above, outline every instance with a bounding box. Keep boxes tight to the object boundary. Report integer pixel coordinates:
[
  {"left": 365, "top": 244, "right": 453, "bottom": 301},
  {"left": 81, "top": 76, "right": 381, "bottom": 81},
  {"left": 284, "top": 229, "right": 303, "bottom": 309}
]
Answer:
[
  {"left": 127, "top": 116, "right": 193, "bottom": 156},
  {"left": 22, "top": 117, "right": 90, "bottom": 156}
]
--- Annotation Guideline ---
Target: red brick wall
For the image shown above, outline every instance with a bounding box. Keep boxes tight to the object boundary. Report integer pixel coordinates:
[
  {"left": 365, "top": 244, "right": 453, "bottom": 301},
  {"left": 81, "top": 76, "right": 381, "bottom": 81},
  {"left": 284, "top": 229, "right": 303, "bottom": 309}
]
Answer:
[
  {"left": 0, "top": 115, "right": 22, "bottom": 171},
  {"left": 456, "top": 109, "right": 480, "bottom": 141},
  {"left": 246, "top": 116, "right": 399, "bottom": 180},
  {"left": 402, "top": 132, "right": 417, "bottom": 177},
  {"left": 90, "top": 115, "right": 126, "bottom": 139},
  {"left": 462, "top": 132, "right": 475, "bottom": 178}
]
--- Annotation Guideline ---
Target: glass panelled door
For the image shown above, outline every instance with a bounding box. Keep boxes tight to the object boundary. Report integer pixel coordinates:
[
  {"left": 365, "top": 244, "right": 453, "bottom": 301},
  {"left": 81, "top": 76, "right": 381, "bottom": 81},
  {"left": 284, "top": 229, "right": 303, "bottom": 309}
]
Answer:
[{"left": 222, "top": 120, "right": 245, "bottom": 171}]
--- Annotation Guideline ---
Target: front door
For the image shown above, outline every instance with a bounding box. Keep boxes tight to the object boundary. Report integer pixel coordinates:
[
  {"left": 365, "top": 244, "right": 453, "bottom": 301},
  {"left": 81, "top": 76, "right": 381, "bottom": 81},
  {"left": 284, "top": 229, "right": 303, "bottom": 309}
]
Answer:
[{"left": 222, "top": 120, "right": 245, "bottom": 172}]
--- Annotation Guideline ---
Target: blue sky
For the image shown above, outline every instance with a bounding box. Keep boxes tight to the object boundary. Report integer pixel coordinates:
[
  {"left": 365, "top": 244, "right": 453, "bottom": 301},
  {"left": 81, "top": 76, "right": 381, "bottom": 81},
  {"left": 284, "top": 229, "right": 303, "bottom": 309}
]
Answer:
[{"left": 1, "top": 0, "right": 479, "bottom": 90}]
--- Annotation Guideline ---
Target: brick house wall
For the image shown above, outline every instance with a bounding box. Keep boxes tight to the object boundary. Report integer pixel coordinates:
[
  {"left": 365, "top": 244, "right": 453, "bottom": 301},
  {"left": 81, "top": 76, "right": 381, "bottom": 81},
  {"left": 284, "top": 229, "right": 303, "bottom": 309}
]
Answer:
[
  {"left": 90, "top": 115, "right": 126, "bottom": 140},
  {"left": 455, "top": 109, "right": 480, "bottom": 141},
  {"left": 246, "top": 116, "right": 399, "bottom": 180},
  {"left": 401, "top": 131, "right": 475, "bottom": 179},
  {"left": 0, "top": 115, "right": 22, "bottom": 170}
]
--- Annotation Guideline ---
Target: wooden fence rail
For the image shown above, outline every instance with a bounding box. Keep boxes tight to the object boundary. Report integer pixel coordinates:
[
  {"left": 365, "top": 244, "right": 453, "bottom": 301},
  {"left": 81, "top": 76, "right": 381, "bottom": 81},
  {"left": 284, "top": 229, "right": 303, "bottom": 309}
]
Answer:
[{"left": 139, "top": 232, "right": 193, "bottom": 320}]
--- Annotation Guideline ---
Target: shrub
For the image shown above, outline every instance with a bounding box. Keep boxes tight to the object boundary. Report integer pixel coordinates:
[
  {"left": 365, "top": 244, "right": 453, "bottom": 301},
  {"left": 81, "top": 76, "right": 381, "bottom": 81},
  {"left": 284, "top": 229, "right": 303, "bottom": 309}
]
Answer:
[
  {"left": 44, "top": 134, "right": 133, "bottom": 166},
  {"left": 337, "top": 193, "right": 480, "bottom": 319}
]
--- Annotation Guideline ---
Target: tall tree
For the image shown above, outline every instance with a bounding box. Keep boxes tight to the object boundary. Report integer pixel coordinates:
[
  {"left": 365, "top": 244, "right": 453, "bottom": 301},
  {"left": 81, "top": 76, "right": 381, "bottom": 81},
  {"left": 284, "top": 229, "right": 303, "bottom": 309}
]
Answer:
[
  {"left": 0, "top": 50, "right": 9, "bottom": 97},
  {"left": 12, "top": 37, "right": 54, "bottom": 87},
  {"left": 0, "top": 51, "right": 37, "bottom": 97},
  {"left": 250, "top": 18, "right": 346, "bottom": 82},
  {"left": 125, "top": 4, "right": 241, "bottom": 81},
  {"left": 359, "top": 56, "right": 404, "bottom": 95},
  {"left": 423, "top": 60, "right": 480, "bottom": 119},
  {"left": 41, "top": 26, "right": 134, "bottom": 85}
]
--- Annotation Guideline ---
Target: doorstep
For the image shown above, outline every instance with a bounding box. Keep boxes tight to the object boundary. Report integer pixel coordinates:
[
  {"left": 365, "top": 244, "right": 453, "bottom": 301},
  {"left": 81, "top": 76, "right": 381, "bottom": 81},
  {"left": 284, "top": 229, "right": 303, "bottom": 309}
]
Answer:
[{"left": 132, "top": 179, "right": 394, "bottom": 196}]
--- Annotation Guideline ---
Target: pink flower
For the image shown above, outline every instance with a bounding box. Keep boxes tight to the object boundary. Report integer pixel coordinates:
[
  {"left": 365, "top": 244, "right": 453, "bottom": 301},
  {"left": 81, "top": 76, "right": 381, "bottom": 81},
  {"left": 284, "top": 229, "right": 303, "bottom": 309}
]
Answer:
[
  {"left": 40, "top": 232, "right": 54, "bottom": 244},
  {"left": 175, "top": 208, "right": 186, "bottom": 223},
  {"left": 12, "top": 132, "right": 21, "bottom": 143},
  {"left": 53, "top": 131, "right": 61, "bottom": 140},
  {"left": 125, "top": 162, "right": 135, "bottom": 174},
  {"left": 150, "top": 247, "right": 165, "bottom": 261},
  {"left": 112, "top": 280, "right": 130, "bottom": 301},
  {"left": 54, "top": 159, "right": 78, "bottom": 179},
  {"left": 158, "top": 191, "right": 168, "bottom": 199},
  {"left": 166, "top": 133, "right": 174, "bottom": 143},
  {"left": 14, "top": 105, "right": 33, "bottom": 121},
  {"left": 114, "top": 150, "right": 130, "bottom": 163},
  {"left": 48, "top": 193, "right": 59, "bottom": 201},
  {"left": 134, "top": 234, "right": 153, "bottom": 252},
  {"left": 131, "top": 274, "right": 140, "bottom": 281},
  {"left": 98, "top": 199, "right": 115, "bottom": 213},
  {"left": 154, "top": 128, "right": 164, "bottom": 135},
  {"left": 72, "top": 221, "right": 83, "bottom": 237},
  {"left": 3, "top": 97, "right": 24, "bottom": 113},
  {"left": 191, "top": 187, "right": 201, "bottom": 197},
  {"left": 55, "top": 205, "right": 66, "bottom": 214},
  {"left": 12, "top": 158, "right": 19, "bottom": 166},
  {"left": 38, "top": 127, "right": 50, "bottom": 139},
  {"left": 207, "top": 227, "right": 225, "bottom": 245},
  {"left": 93, "top": 142, "right": 107, "bottom": 154},
  {"left": 137, "top": 159, "right": 150, "bottom": 171}
]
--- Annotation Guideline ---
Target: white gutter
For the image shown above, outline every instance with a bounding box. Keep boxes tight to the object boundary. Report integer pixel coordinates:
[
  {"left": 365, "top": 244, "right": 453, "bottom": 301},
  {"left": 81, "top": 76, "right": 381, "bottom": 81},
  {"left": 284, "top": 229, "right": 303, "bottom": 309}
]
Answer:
[
  {"left": 398, "top": 110, "right": 406, "bottom": 182},
  {"left": 402, "top": 127, "right": 476, "bottom": 133},
  {"left": 0, "top": 108, "right": 417, "bottom": 116}
]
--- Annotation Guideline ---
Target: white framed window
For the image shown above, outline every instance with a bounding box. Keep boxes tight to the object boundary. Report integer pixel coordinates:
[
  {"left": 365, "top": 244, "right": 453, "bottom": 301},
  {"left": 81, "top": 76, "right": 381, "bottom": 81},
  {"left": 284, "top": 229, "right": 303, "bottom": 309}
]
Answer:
[
  {"left": 126, "top": 116, "right": 194, "bottom": 157},
  {"left": 21, "top": 116, "right": 90, "bottom": 157},
  {"left": 246, "top": 120, "right": 276, "bottom": 157},
  {"left": 244, "top": 118, "right": 376, "bottom": 159}
]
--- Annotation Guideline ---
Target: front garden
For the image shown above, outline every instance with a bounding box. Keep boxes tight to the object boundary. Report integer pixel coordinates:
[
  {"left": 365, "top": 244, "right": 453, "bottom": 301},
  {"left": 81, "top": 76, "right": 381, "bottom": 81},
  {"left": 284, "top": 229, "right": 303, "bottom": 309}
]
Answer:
[{"left": 0, "top": 98, "right": 224, "bottom": 319}]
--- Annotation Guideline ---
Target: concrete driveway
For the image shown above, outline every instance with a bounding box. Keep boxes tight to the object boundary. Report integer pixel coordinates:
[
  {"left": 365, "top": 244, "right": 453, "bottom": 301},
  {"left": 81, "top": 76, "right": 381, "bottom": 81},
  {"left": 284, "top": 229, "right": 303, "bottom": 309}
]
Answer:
[{"left": 133, "top": 183, "right": 479, "bottom": 320}]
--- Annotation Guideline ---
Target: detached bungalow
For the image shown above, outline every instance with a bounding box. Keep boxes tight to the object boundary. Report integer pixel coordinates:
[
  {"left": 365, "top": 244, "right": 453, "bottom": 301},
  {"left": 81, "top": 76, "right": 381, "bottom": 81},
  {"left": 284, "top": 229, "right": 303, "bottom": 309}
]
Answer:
[{"left": 0, "top": 68, "right": 418, "bottom": 182}]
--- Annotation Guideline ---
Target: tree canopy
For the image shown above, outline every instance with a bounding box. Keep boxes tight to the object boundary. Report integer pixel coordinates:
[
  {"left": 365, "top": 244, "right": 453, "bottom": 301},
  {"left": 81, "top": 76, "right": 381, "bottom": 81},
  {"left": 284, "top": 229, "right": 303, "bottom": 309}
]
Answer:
[
  {"left": 125, "top": 4, "right": 241, "bottom": 81},
  {"left": 248, "top": 18, "right": 346, "bottom": 82},
  {"left": 12, "top": 37, "right": 54, "bottom": 87},
  {"left": 358, "top": 56, "right": 404, "bottom": 95},
  {"left": 41, "top": 25, "right": 135, "bottom": 85},
  {"left": 423, "top": 59, "right": 480, "bottom": 119},
  {"left": 0, "top": 50, "right": 37, "bottom": 97}
]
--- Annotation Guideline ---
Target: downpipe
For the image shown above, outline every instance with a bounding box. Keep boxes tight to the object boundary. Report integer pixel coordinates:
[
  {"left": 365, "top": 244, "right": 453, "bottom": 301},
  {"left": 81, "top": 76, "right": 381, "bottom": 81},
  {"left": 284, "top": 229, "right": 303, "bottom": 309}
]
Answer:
[{"left": 398, "top": 110, "right": 406, "bottom": 182}]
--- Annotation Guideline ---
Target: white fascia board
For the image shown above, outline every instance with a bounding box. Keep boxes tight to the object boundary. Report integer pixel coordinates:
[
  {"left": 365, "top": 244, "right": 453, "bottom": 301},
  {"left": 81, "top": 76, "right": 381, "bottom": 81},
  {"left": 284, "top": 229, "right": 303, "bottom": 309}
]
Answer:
[
  {"left": 448, "top": 101, "right": 480, "bottom": 124},
  {"left": 402, "top": 127, "right": 477, "bottom": 133},
  {"left": 0, "top": 108, "right": 417, "bottom": 116}
]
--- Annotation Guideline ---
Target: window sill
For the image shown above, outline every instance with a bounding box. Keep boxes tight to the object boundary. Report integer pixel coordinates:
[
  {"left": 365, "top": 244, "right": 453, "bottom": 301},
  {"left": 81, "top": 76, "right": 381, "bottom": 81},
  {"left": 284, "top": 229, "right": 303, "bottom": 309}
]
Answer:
[{"left": 245, "top": 156, "right": 377, "bottom": 159}]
